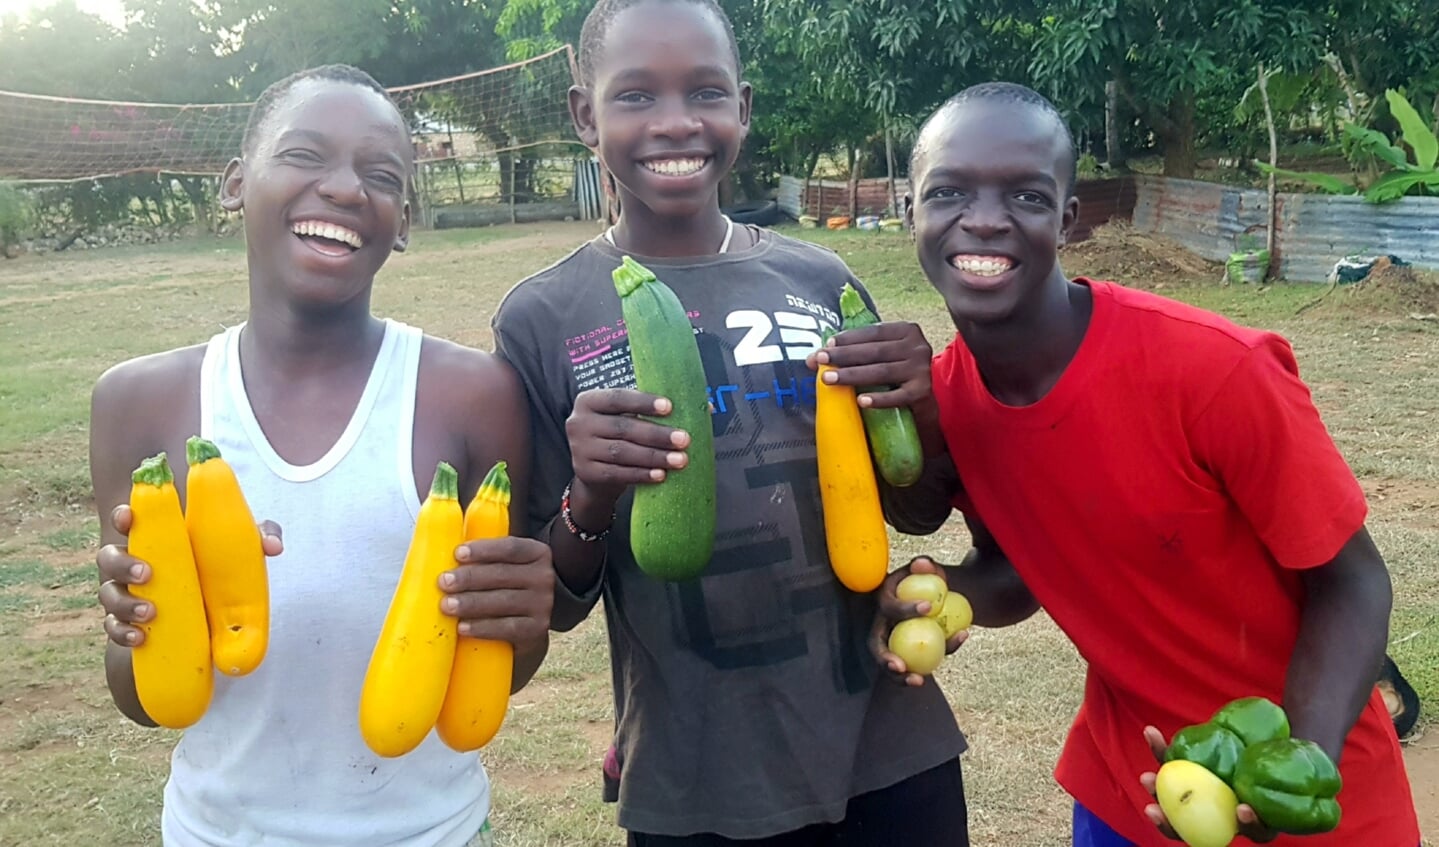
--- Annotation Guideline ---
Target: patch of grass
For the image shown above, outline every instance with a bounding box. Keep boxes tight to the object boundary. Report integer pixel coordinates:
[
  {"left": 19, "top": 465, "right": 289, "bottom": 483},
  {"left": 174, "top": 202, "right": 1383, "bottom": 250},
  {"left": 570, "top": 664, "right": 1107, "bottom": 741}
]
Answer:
[
  {"left": 0, "top": 559, "right": 50, "bottom": 588},
  {"left": 43, "top": 520, "right": 99, "bottom": 551}
]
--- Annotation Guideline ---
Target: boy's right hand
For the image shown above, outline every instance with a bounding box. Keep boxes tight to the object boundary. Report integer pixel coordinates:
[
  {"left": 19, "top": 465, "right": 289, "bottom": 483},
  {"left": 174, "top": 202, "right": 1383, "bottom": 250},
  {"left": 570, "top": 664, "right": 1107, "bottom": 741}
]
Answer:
[
  {"left": 870, "top": 556, "right": 968, "bottom": 688},
  {"left": 97, "top": 504, "right": 282, "bottom": 648},
  {"left": 97, "top": 504, "right": 152, "bottom": 648},
  {"left": 565, "top": 388, "right": 691, "bottom": 515}
]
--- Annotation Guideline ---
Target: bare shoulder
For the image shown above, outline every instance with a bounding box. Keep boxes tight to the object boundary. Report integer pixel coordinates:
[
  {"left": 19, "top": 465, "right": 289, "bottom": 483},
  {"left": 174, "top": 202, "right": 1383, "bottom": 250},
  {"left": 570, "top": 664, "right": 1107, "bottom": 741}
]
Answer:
[
  {"left": 90, "top": 344, "right": 206, "bottom": 529},
  {"left": 417, "top": 335, "right": 521, "bottom": 400},
  {"left": 413, "top": 335, "right": 529, "bottom": 497},
  {"left": 91, "top": 345, "right": 206, "bottom": 429}
]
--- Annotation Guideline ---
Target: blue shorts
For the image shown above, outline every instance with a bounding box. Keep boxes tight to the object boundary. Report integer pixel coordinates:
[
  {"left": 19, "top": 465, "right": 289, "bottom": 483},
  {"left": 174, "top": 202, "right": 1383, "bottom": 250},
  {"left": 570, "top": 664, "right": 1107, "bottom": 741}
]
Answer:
[{"left": 1072, "top": 803, "right": 1133, "bottom": 847}]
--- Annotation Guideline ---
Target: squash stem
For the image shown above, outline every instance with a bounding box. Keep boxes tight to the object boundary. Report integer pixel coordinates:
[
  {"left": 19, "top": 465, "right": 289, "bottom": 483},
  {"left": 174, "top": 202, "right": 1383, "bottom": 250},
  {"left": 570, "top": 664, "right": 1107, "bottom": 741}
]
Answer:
[
  {"left": 185, "top": 435, "right": 222, "bottom": 466},
  {"left": 477, "top": 460, "right": 512, "bottom": 503},
  {"left": 839, "top": 282, "right": 879, "bottom": 327},
  {"left": 430, "top": 462, "right": 459, "bottom": 501},
  {"left": 612, "top": 255, "right": 657, "bottom": 298},
  {"left": 132, "top": 452, "right": 175, "bottom": 486}
]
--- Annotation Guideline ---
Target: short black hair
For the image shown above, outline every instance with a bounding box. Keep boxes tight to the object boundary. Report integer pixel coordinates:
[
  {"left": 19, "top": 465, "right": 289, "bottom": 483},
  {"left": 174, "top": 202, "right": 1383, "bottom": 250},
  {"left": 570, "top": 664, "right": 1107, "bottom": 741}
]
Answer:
[
  {"left": 577, "top": 0, "right": 741, "bottom": 87},
  {"left": 242, "top": 64, "right": 401, "bottom": 156},
  {"left": 910, "top": 82, "right": 1077, "bottom": 197}
]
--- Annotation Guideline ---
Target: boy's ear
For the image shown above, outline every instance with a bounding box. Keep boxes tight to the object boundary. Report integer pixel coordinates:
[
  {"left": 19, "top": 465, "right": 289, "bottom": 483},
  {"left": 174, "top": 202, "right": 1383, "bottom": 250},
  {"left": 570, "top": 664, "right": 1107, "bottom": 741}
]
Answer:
[
  {"left": 219, "top": 157, "right": 245, "bottom": 213},
  {"left": 393, "top": 201, "right": 412, "bottom": 253},
  {"left": 569, "top": 85, "right": 599, "bottom": 148},
  {"left": 903, "top": 192, "right": 915, "bottom": 230},
  {"left": 738, "top": 80, "right": 753, "bottom": 139},
  {"left": 1057, "top": 195, "right": 1081, "bottom": 247}
]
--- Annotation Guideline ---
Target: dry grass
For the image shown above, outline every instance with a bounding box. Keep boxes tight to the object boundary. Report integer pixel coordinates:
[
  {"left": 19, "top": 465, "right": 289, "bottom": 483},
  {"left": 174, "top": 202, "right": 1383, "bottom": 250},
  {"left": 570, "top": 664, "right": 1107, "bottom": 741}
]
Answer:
[{"left": 1, "top": 221, "right": 1435, "bottom": 846}]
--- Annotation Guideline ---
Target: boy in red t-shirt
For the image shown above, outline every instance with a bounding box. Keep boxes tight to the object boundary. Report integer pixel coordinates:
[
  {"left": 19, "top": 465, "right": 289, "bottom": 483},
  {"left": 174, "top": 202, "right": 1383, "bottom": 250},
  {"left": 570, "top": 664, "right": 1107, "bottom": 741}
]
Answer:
[{"left": 812, "top": 82, "right": 1420, "bottom": 846}]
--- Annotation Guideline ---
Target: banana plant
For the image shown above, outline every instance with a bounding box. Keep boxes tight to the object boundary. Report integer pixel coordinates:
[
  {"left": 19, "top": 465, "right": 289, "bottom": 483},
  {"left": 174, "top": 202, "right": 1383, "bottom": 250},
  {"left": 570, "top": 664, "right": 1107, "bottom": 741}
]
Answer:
[{"left": 1257, "top": 89, "right": 1439, "bottom": 203}]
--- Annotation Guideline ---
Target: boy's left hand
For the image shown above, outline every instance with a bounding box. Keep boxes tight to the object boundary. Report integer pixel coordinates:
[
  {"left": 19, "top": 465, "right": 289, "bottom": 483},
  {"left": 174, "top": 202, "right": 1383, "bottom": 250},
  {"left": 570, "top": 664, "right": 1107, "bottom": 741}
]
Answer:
[
  {"left": 440, "top": 537, "right": 555, "bottom": 654},
  {"left": 808, "top": 321, "right": 934, "bottom": 410},
  {"left": 1138, "top": 725, "right": 1278, "bottom": 844}
]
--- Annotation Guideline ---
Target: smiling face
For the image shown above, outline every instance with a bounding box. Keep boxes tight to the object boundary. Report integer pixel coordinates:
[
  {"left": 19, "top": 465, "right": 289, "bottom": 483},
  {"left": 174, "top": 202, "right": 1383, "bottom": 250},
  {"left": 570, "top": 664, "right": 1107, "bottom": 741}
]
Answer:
[
  {"left": 906, "top": 99, "right": 1079, "bottom": 327},
  {"left": 569, "top": 0, "right": 751, "bottom": 222},
  {"left": 220, "top": 78, "right": 411, "bottom": 310}
]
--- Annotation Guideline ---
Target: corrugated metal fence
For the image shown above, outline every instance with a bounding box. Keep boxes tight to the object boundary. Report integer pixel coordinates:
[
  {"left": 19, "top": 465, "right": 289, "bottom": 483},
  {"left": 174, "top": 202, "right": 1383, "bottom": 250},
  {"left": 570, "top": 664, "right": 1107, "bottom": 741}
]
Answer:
[
  {"left": 779, "top": 173, "right": 1437, "bottom": 282},
  {"left": 1131, "top": 176, "right": 1439, "bottom": 281}
]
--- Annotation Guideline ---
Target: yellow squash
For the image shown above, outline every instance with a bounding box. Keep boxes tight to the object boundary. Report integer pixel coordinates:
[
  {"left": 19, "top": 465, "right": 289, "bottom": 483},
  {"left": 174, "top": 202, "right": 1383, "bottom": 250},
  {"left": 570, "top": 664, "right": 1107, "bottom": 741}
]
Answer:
[
  {"left": 815, "top": 363, "right": 889, "bottom": 592},
  {"left": 128, "top": 452, "right": 213, "bottom": 728},
  {"left": 359, "top": 461, "right": 464, "bottom": 757},
  {"left": 184, "top": 436, "right": 269, "bottom": 676},
  {"left": 435, "top": 460, "right": 515, "bottom": 753}
]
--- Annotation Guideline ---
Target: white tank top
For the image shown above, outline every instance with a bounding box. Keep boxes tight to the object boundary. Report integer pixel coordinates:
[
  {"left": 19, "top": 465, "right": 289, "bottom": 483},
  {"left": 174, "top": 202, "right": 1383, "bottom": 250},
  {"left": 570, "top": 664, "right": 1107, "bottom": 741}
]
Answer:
[{"left": 161, "top": 319, "right": 490, "bottom": 846}]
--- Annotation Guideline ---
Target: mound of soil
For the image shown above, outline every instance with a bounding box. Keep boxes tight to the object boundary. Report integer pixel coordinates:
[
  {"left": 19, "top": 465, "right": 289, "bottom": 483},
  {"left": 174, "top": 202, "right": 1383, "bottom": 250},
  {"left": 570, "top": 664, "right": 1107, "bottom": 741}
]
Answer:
[
  {"left": 1060, "top": 221, "right": 1223, "bottom": 287},
  {"left": 1305, "top": 259, "right": 1439, "bottom": 318}
]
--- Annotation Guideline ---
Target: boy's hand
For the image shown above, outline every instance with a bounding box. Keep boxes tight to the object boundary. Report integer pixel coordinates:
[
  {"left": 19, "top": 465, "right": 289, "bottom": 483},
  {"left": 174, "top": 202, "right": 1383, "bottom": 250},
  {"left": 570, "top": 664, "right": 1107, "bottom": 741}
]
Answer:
[
  {"left": 97, "top": 504, "right": 282, "bottom": 648},
  {"left": 1139, "top": 725, "right": 1278, "bottom": 843},
  {"left": 870, "top": 556, "right": 968, "bottom": 688},
  {"left": 441, "top": 537, "right": 555, "bottom": 654},
  {"left": 565, "top": 388, "right": 691, "bottom": 517},
  {"left": 808, "top": 322, "right": 934, "bottom": 410}
]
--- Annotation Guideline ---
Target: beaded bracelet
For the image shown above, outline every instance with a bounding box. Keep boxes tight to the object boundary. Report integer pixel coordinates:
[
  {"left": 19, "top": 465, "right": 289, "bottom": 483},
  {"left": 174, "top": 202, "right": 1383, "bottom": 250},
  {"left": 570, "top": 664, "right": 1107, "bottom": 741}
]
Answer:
[{"left": 561, "top": 482, "right": 612, "bottom": 542}]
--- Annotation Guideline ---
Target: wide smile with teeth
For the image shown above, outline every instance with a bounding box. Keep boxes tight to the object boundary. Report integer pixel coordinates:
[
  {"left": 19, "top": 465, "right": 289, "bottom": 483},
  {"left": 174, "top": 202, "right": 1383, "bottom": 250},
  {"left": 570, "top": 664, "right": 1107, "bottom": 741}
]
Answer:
[
  {"left": 949, "top": 254, "right": 1014, "bottom": 277},
  {"left": 291, "top": 220, "right": 364, "bottom": 250},
  {"left": 642, "top": 157, "right": 709, "bottom": 177}
]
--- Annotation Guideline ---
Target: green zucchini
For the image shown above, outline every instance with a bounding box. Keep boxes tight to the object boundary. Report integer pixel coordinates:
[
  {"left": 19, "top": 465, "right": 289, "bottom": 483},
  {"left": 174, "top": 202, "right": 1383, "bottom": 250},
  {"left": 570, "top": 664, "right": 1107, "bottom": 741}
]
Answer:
[
  {"left": 839, "top": 282, "right": 924, "bottom": 487},
  {"left": 613, "top": 256, "right": 716, "bottom": 580}
]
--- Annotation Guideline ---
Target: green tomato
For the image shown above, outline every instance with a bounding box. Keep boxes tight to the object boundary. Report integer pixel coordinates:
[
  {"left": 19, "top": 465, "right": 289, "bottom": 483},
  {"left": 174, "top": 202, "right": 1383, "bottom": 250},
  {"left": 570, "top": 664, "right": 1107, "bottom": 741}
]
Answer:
[
  {"left": 888, "top": 617, "right": 947, "bottom": 675},
  {"left": 895, "top": 573, "right": 948, "bottom": 616},
  {"left": 935, "top": 591, "right": 973, "bottom": 638}
]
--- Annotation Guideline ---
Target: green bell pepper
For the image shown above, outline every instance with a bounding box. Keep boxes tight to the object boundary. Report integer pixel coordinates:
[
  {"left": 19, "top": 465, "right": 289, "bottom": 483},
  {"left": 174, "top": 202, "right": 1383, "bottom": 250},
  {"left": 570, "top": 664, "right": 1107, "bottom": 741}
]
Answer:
[
  {"left": 1211, "top": 696, "right": 1291, "bottom": 747},
  {"left": 1232, "top": 738, "right": 1342, "bottom": 834},
  {"left": 1164, "top": 721, "right": 1246, "bottom": 785}
]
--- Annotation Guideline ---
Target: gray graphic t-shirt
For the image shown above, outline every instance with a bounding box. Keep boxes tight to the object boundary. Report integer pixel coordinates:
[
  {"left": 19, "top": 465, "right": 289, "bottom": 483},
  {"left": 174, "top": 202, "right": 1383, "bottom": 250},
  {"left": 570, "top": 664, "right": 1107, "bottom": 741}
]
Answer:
[{"left": 492, "top": 229, "right": 966, "bottom": 838}]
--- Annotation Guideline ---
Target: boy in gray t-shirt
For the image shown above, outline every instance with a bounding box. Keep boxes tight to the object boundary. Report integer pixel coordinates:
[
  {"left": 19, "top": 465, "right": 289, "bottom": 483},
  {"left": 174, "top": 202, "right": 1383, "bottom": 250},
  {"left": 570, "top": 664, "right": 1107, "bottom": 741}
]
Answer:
[{"left": 491, "top": 1, "right": 969, "bottom": 843}]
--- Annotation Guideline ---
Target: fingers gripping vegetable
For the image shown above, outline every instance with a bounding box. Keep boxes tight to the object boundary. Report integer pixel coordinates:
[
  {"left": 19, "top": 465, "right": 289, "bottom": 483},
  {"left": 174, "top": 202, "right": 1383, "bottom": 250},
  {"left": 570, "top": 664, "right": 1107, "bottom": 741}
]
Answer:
[
  {"left": 128, "top": 453, "right": 214, "bottom": 729},
  {"left": 1233, "top": 738, "right": 1342, "bottom": 835},
  {"left": 435, "top": 461, "right": 514, "bottom": 753},
  {"left": 613, "top": 256, "right": 716, "bottom": 581},
  {"left": 184, "top": 436, "right": 269, "bottom": 677},
  {"left": 816, "top": 332, "right": 888, "bottom": 593},
  {"left": 360, "top": 462, "right": 464, "bottom": 758},
  {"left": 838, "top": 282, "right": 924, "bottom": 487}
]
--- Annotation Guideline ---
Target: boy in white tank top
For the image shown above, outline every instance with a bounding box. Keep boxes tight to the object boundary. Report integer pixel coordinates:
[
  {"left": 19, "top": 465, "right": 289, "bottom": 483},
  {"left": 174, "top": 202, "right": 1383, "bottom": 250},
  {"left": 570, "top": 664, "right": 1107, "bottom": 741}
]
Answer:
[{"left": 88, "top": 65, "right": 554, "bottom": 846}]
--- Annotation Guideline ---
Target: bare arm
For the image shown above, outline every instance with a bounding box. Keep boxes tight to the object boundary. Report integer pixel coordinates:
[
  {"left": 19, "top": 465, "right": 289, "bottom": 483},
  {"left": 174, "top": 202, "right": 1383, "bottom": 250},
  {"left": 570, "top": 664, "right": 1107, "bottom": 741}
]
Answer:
[
  {"left": 943, "top": 512, "right": 1041, "bottom": 628},
  {"left": 879, "top": 448, "right": 962, "bottom": 536},
  {"left": 432, "top": 342, "right": 553, "bottom": 694},
  {"left": 89, "top": 352, "right": 202, "bottom": 726},
  {"left": 1284, "top": 527, "right": 1393, "bottom": 762}
]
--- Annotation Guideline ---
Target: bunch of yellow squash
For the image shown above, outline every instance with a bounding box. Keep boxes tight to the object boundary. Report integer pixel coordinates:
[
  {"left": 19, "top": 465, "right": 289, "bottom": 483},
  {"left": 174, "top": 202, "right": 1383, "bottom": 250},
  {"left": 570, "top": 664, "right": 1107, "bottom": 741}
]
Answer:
[
  {"left": 359, "top": 460, "right": 515, "bottom": 758},
  {"left": 126, "top": 437, "right": 268, "bottom": 729}
]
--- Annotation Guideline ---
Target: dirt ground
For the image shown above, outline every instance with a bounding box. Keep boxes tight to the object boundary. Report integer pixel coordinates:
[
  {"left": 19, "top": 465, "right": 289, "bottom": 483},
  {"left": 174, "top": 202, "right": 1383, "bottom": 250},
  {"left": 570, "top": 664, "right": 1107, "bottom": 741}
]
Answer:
[
  {"left": 1408, "top": 738, "right": 1439, "bottom": 836},
  {"left": 1059, "top": 220, "right": 1226, "bottom": 286}
]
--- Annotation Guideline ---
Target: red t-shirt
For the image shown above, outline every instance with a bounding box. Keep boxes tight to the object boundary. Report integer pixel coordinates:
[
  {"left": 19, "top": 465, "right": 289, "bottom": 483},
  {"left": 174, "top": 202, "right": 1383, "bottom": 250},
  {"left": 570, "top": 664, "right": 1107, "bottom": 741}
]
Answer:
[{"left": 931, "top": 279, "right": 1418, "bottom": 846}]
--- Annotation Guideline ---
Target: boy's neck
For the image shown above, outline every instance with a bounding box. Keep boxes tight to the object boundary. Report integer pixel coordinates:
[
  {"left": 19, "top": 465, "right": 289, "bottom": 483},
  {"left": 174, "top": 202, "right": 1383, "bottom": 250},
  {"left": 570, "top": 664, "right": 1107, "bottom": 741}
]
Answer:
[
  {"left": 610, "top": 204, "right": 732, "bottom": 258},
  {"left": 958, "top": 276, "right": 1093, "bottom": 407},
  {"left": 243, "top": 296, "right": 385, "bottom": 374}
]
